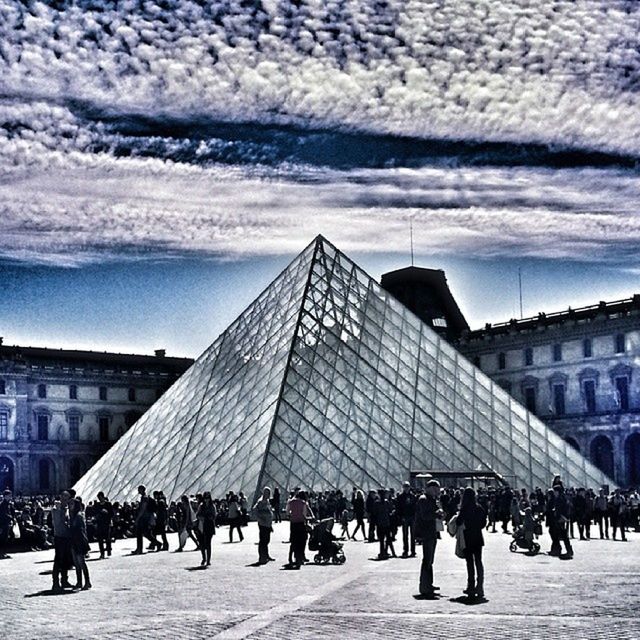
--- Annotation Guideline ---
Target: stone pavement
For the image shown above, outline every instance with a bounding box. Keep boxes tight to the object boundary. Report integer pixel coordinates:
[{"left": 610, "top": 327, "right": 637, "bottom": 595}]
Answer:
[{"left": 2, "top": 522, "right": 640, "bottom": 639}]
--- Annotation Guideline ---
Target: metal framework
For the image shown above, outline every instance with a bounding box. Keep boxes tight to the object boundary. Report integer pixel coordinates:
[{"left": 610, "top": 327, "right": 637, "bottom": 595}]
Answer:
[{"left": 74, "top": 236, "right": 613, "bottom": 503}]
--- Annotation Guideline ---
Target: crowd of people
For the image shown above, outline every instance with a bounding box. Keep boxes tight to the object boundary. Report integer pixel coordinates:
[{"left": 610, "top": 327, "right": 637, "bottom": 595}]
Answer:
[{"left": 0, "top": 478, "right": 638, "bottom": 598}]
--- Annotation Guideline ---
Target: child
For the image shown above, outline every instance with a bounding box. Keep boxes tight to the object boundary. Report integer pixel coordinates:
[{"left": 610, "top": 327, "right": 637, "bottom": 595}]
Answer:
[
  {"left": 523, "top": 507, "right": 536, "bottom": 546},
  {"left": 339, "top": 509, "right": 350, "bottom": 539}
]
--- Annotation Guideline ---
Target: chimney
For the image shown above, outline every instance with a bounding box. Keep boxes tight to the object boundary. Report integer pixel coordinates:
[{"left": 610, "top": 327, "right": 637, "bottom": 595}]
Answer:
[{"left": 154, "top": 349, "right": 166, "bottom": 358}]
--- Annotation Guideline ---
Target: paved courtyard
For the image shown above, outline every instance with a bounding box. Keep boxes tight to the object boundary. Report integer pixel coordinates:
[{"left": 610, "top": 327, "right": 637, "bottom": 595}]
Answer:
[{"left": 2, "top": 523, "right": 640, "bottom": 639}]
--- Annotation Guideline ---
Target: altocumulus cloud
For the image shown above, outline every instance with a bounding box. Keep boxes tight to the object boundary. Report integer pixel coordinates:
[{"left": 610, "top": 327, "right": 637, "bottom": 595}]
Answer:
[{"left": 0, "top": 0, "right": 639, "bottom": 266}]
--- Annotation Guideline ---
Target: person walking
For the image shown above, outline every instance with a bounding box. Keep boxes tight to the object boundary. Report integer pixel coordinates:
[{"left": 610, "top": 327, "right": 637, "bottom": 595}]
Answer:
[
  {"left": 286, "top": 490, "right": 314, "bottom": 568},
  {"left": 366, "top": 490, "right": 378, "bottom": 543},
  {"left": 177, "top": 495, "right": 198, "bottom": 551},
  {"left": 456, "top": 487, "right": 487, "bottom": 598},
  {"left": 271, "top": 487, "right": 282, "bottom": 524},
  {"left": 414, "top": 480, "right": 442, "bottom": 597},
  {"left": 610, "top": 490, "right": 627, "bottom": 541},
  {"left": 196, "top": 492, "right": 217, "bottom": 566},
  {"left": 227, "top": 494, "right": 244, "bottom": 542},
  {"left": 374, "top": 489, "right": 394, "bottom": 560},
  {"left": 594, "top": 489, "right": 609, "bottom": 539},
  {"left": 551, "top": 483, "right": 573, "bottom": 557},
  {"left": 396, "top": 482, "right": 417, "bottom": 558},
  {"left": 154, "top": 491, "right": 170, "bottom": 551},
  {"left": 70, "top": 499, "right": 92, "bottom": 590},
  {"left": 95, "top": 492, "right": 113, "bottom": 559},
  {"left": 51, "top": 490, "right": 73, "bottom": 592},
  {"left": 253, "top": 486, "right": 274, "bottom": 564},
  {"left": 351, "top": 490, "right": 366, "bottom": 541},
  {"left": 133, "top": 485, "right": 159, "bottom": 554},
  {"left": 0, "top": 489, "right": 14, "bottom": 560}
]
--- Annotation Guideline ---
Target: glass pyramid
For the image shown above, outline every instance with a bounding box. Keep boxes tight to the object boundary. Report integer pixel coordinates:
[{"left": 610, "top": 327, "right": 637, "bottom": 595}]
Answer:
[{"left": 74, "top": 236, "right": 613, "bottom": 503}]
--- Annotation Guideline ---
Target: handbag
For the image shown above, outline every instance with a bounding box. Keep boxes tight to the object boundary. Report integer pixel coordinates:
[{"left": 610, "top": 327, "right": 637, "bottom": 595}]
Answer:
[
  {"left": 435, "top": 517, "right": 444, "bottom": 533},
  {"left": 455, "top": 523, "right": 466, "bottom": 559},
  {"left": 446, "top": 516, "right": 458, "bottom": 537}
]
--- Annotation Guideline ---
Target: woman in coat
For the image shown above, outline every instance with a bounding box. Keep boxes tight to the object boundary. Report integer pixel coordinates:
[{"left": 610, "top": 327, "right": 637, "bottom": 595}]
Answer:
[
  {"left": 456, "top": 487, "right": 487, "bottom": 598},
  {"left": 196, "top": 492, "right": 217, "bottom": 566},
  {"left": 70, "top": 498, "right": 92, "bottom": 590}
]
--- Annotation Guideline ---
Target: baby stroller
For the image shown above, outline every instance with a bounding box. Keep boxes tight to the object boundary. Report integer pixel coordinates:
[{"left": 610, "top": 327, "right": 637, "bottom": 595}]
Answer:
[
  {"left": 509, "top": 525, "right": 541, "bottom": 555},
  {"left": 309, "top": 518, "right": 346, "bottom": 565}
]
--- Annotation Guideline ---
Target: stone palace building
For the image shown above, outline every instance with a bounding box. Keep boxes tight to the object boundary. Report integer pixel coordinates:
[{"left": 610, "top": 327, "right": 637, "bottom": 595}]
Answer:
[
  {"left": 0, "top": 340, "right": 192, "bottom": 495},
  {"left": 382, "top": 267, "right": 640, "bottom": 488}
]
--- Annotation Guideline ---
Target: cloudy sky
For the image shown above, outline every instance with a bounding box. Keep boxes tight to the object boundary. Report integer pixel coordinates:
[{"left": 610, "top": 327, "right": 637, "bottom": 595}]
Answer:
[{"left": 1, "top": 0, "right": 639, "bottom": 357}]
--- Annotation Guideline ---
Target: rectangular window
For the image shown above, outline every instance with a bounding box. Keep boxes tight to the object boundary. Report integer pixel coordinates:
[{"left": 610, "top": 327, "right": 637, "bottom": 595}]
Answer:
[
  {"left": 524, "top": 348, "right": 533, "bottom": 366},
  {"left": 615, "top": 333, "right": 626, "bottom": 354},
  {"left": 99, "top": 386, "right": 108, "bottom": 401},
  {"left": 552, "top": 343, "right": 562, "bottom": 362},
  {"left": 583, "top": 380, "right": 596, "bottom": 414},
  {"left": 553, "top": 384, "right": 566, "bottom": 416},
  {"left": 37, "top": 384, "right": 47, "bottom": 399},
  {"left": 128, "top": 387, "right": 136, "bottom": 402},
  {"left": 69, "top": 384, "right": 77, "bottom": 400},
  {"left": 99, "top": 416, "right": 109, "bottom": 442},
  {"left": 583, "top": 338, "right": 592, "bottom": 358},
  {"left": 0, "top": 379, "right": 5, "bottom": 395},
  {"left": 0, "top": 412, "right": 7, "bottom": 439},
  {"left": 524, "top": 387, "right": 537, "bottom": 414},
  {"left": 37, "top": 414, "right": 49, "bottom": 441},
  {"left": 498, "top": 352, "right": 506, "bottom": 370},
  {"left": 616, "top": 376, "right": 629, "bottom": 411},
  {"left": 69, "top": 415, "right": 80, "bottom": 441}
]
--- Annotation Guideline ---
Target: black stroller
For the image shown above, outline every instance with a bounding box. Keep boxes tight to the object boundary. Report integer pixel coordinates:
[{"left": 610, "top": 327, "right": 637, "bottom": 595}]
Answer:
[
  {"left": 510, "top": 525, "right": 541, "bottom": 555},
  {"left": 309, "top": 518, "right": 346, "bottom": 565}
]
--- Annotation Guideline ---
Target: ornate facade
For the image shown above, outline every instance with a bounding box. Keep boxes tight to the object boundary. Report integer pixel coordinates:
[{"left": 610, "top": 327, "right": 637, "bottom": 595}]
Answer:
[
  {"left": 0, "top": 342, "right": 193, "bottom": 495},
  {"left": 456, "top": 297, "right": 640, "bottom": 487}
]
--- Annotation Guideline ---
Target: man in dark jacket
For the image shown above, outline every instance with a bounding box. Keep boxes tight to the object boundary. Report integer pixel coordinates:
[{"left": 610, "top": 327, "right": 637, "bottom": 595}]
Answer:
[
  {"left": 95, "top": 492, "right": 113, "bottom": 559},
  {"left": 552, "top": 483, "right": 573, "bottom": 557},
  {"left": 365, "top": 490, "right": 378, "bottom": 542},
  {"left": 414, "top": 480, "right": 442, "bottom": 597},
  {"left": 0, "top": 489, "right": 15, "bottom": 559},
  {"left": 396, "top": 482, "right": 417, "bottom": 557}
]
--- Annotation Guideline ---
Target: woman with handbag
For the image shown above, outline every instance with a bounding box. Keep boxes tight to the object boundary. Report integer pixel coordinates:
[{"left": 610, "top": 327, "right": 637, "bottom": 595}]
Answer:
[{"left": 456, "top": 487, "right": 487, "bottom": 598}]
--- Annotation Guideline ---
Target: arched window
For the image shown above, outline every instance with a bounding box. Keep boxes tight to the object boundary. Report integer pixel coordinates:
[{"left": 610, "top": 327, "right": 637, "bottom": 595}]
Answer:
[{"left": 590, "top": 435, "right": 614, "bottom": 479}]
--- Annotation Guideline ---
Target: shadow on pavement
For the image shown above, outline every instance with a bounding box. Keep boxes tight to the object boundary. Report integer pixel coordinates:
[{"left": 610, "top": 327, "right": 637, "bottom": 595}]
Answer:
[
  {"left": 412, "top": 593, "right": 441, "bottom": 600},
  {"left": 34, "top": 559, "right": 54, "bottom": 565},
  {"left": 25, "top": 589, "right": 77, "bottom": 598},
  {"left": 185, "top": 566, "right": 208, "bottom": 571},
  {"left": 38, "top": 570, "right": 53, "bottom": 576},
  {"left": 449, "top": 595, "right": 488, "bottom": 605}
]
